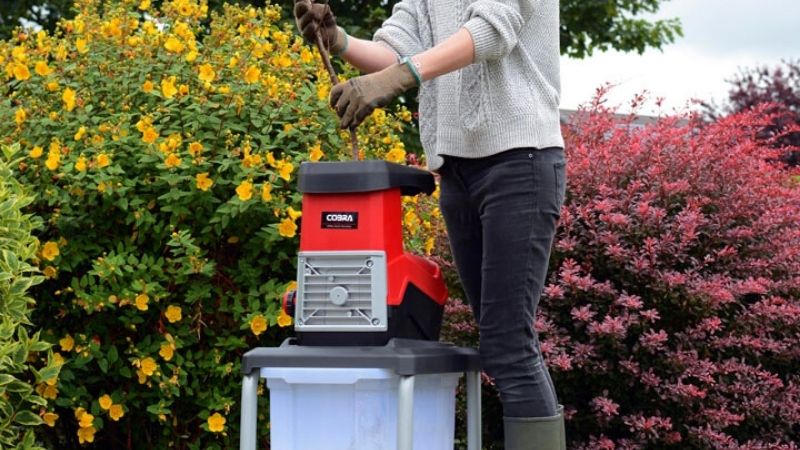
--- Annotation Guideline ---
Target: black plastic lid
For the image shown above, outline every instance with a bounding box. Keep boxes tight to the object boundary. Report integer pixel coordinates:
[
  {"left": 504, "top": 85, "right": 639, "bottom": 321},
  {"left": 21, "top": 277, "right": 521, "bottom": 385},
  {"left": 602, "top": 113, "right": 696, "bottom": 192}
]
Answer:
[
  {"left": 242, "top": 338, "right": 480, "bottom": 376},
  {"left": 297, "top": 161, "right": 435, "bottom": 196}
]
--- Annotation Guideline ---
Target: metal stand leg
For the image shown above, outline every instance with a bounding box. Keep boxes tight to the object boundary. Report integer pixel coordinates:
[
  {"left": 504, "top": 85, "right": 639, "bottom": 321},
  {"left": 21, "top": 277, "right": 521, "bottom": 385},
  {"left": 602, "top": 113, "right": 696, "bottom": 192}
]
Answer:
[
  {"left": 466, "top": 370, "right": 482, "bottom": 450},
  {"left": 397, "top": 375, "right": 416, "bottom": 450},
  {"left": 240, "top": 371, "right": 259, "bottom": 450}
]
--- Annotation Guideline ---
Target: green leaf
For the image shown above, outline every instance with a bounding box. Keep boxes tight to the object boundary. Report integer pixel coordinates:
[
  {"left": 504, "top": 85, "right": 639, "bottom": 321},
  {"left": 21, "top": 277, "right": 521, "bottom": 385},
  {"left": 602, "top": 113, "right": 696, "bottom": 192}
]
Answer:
[
  {"left": 14, "top": 410, "right": 44, "bottom": 426},
  {"left": 0, "top": 374, "right": 18, "bottom": 386},
  {"left": 107, "top": 345, "right": 119, "bottom": 364}
]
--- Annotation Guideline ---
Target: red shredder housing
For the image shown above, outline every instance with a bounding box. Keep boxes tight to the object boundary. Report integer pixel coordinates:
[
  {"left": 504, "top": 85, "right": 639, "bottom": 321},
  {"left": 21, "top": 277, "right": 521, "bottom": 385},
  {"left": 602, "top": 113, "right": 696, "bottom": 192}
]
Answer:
[{"left": 288, "top": 160, "right": 447, "bottom": 346}]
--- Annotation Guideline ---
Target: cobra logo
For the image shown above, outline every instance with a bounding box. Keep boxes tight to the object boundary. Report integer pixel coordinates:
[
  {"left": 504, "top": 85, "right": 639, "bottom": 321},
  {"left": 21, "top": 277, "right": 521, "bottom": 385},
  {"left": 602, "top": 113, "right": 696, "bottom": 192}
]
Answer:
[{"left": 326, "top": 214, "right": 355, "bottom": 222}]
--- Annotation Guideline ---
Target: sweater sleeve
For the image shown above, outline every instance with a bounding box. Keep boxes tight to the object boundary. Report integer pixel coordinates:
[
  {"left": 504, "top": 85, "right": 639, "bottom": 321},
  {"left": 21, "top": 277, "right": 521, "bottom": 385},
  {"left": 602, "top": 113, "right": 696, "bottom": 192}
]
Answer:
[
  {"left": 372, "top": 0, "right": 424, "bottom": 58},
  {"left": 462, "top": 0, "right": 537, "bottom": 63}
]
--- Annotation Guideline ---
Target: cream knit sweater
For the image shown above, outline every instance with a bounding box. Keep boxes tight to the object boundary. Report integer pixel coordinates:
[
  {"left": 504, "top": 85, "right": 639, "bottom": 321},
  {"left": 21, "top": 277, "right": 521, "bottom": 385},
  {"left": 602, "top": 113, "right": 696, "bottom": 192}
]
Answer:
[{"left": 372, "top": 0, "right": 564, "bottom": 171}]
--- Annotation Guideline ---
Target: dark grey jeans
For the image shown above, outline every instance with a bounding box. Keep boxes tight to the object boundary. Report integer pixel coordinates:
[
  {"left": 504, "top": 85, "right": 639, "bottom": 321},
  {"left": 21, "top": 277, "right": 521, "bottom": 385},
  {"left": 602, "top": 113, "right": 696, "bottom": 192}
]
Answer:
[{"left": 438, "top": 147, "right": 566, "bottom": 418}]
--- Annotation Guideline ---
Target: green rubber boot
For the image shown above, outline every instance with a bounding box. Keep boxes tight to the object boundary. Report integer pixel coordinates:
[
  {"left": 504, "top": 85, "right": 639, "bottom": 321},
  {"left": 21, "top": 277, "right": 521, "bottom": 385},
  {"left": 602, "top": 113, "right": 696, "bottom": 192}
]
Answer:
[{"left": 504, "top": 406, "right": 566, "bottom": 450}]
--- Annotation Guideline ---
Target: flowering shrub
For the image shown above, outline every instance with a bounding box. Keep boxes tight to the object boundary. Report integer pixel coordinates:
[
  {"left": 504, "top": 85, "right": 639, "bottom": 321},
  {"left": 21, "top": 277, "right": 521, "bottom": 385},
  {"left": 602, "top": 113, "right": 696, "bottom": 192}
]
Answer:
[
  {"left": 0, "top": 143, "right": 60, "bottom": 449},
  {"left": 1, "top": 0, "right": 425, "bottom": 447},
  {"left": 445, "top": 99, "right": 800, "bottom": 449}
]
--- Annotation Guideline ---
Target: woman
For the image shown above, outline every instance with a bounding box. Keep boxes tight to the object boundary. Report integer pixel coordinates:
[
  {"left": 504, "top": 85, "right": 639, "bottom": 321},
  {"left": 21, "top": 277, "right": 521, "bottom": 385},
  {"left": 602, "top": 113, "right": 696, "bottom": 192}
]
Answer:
[{"left": 294, "top": 1, "right": 567, "bottom": 448}]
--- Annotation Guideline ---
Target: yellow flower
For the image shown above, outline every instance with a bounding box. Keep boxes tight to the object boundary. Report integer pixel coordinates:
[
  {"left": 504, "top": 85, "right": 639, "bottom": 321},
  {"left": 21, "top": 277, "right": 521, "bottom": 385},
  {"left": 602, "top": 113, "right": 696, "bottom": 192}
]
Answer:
[
  {"left": 42, "top": 241, "right": 60, "bottom": 261},
  {"left": 300, "top": 48, "right": 313, "bottom": 63},
  {"left": 34, "top": 60, "right": 52, "bottom": 77},
  {"left": 77, "top": 426, "right": 96, "bottom": 443},
  {"left": 76, "top": 38, "right": 88, "bottom": 54},
  {"left": 165, "top": 305, "right": 182, "bottom": 323},
  {"left": 59, "top": 334, "right": 74, "bottom": 352},
  {"left": 317, "top": 82, "right": 330, "bottom": 101},
  {"left": 46, "top": 81, "right": 59, "bottom": 91},
  {"left": 142, "top": 127, "right": 159, "bottom": 144},
  {"left": 52, "top": 352, "right": 65, "bottom": 366},
  {"left": 198, "top": 64, "right": 215, "bottom": 83},
  {"left": 424, "top": 237, "right": 435, "bottom": 255},
  {"left": 228, "top": 56, "right": 238, "bottom": 68},
  {"left": 179, "top": 84, "right": 189, "bottom": 96},
  {"left": 99, "top": 394, "right": 113, "bottom": 410},
  {"left": 386, "top": 145, "right": 406, "bottom": 164},
  {"left": 236, "top": 180, "right": 253, "bottom": 201},
  {"left": 277, "top": 309, "right": 293, "bottom": 327},
  {"left": 135, "top": 293, "right": 149, "bottom": 311},
  {"left": 404, "top": 210, "right": 420, "bottom": 234},
  {"left": 207, "top": 413, "right": 226, "bottom": 433},
  {"left": 109, "top": 404, "right": 124, "bottom": 421},
  {"left": 142, "top": 80, "right": 154, "bottom": 93},
  {"left": 43, "top": 266, "right": 58, "bottom": 278},
  {"left": 74, "top": 126, "right": 86, "bottom": 141},
  {"left": 54, "top": 44, "right": 67, "bottom": 61},
  {"left": 164, "top": 153, "right": 182, "bottom": 168},
  {"left": 398, "top": 108, "right": 413, "bottom": 122},
  {"left": 196, "top": 172, "right": 214, "bottom": 191},
  {"left": 45, "top": 152, "right": 60, "bottom": 171},
  {"left": 185, "top": 50, "right": 198, "bottom": 62},
  {"left": 96, "top": 153, "right": 111, "bottom": 168},
  {"left": 309, "top": 143, "right": 324, "bottom": 162},
  {"left": 277, "top": 160, "right": 294, "bottom": 181},
  {"left": 140, "top": 357, "right": 157, "bottom": 376},
  {"left": 276, "top": 53, "right": 292, "bottom": 68},
  {"left": 278, "top": 218, "right": 297, "bottom": 238},
  {"left": 79, "top": 412, "right": 94, "bottom": 428},
  {"left": 164, "top": 36, "right": 185, "bottom": 53},
  {"left": 159, "top": 342, "right": 175, "bottom": 361},
  {"left": 12, "top": 46, "right": 27, "bottom": 62},
  {"left": 188, "top": 141, "right": 203, "bottom": 156},
  {"left": 36, "top": 383, "right": 58, "bottom": 399},
  {"left": 261, "top": 183, "right": 272, "bottom": 202},
  {"left": 62, "top": 87, "right": 76, "bottom": 112},
  {"left": 30, "top": 146, "right": 43, "bottom": 158},
  {"left": 14, "top": 108, "right": 26, "bottom": 126},
  {"left": 139, "top": 0, "right": 151, "bottom": 10},
  {"left": 287, "top": 206, "right": 302, "bottom": 221},
  {"left": 244, "top": 65, "right": 261, "bottom": 84},
  {"left": 75, "top": 155, "right": 87, "bottom": 172},
  {"left": 43, "top": 412, "right": 58, "bottom": 427},
  {"left": 12, "top": 63, "right": 31, "bottom": 81},
  {"left": 250, "top": 314, "right": 268, "bottom": 336},
  {"left": 161, "top": 76, "right": 178, "bottom": 99}
]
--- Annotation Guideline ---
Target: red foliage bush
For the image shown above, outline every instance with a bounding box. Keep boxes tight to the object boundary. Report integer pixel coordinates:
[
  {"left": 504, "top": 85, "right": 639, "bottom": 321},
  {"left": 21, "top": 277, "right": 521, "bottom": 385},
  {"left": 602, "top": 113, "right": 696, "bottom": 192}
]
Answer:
[{"left": 443, "top": 98, "right": 800, "bottom": 449}]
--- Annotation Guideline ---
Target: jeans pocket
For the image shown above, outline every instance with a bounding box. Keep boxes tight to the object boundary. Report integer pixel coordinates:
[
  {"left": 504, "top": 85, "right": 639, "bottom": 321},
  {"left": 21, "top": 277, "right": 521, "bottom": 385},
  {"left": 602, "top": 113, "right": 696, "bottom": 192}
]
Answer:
[{"left": 553, "top": 161, "right": 566, "bottom": 211}]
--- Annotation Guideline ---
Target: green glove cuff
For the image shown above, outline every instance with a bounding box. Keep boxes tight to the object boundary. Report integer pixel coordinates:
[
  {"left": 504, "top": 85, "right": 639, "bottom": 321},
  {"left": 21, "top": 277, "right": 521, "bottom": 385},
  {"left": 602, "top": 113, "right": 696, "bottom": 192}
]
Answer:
[
  {"left": 399, "top": 56, "right": 422, "bottom": 87},
  {"left": 332, "top": 26, "right": 349, "bottom": 56}
]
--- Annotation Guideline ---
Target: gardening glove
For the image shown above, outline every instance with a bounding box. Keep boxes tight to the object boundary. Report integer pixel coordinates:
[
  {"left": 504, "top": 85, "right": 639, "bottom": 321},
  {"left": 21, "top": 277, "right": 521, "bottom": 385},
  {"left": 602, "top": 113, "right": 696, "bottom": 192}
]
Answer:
[
  {"left": 330, "top": 62, "right": 419, "bottom": 129},
  {"left": 293, "top": 0, "right": 347, "bottom": 55}
]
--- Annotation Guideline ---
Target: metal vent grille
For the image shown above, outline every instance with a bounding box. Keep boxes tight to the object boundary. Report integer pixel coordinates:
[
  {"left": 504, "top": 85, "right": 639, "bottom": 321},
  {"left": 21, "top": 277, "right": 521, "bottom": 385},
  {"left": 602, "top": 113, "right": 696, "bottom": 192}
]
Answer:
[{"left": 295, "top": 251, "right": 387, "bottom": 332}]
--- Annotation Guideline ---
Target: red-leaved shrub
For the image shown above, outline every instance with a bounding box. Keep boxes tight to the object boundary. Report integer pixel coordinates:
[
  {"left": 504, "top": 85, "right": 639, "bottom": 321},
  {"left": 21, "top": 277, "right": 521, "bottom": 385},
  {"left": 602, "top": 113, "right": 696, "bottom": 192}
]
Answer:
[{"left": 443, "top": 97, "right": 800, "bottom": 449}]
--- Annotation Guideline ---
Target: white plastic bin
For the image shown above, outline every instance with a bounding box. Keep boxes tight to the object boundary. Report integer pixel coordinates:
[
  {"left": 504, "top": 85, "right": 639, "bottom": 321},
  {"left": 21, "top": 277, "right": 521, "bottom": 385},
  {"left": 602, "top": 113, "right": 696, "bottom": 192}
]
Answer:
[{"left": 261, "top": 367, "right": 461, "bottom": 450}]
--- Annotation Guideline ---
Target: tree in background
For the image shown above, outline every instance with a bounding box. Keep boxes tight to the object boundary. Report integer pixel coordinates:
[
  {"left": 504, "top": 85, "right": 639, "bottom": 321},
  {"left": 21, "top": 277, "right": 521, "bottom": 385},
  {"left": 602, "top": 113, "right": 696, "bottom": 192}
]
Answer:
[
  {"left": 0, "top": 0, "right": 73, "bottom": 39},
  {"left": 705, "top": 60, "right": 800, "bottom": 167},
  {"left": 3, "top": 0, "right": 682, "bottom": 58}
]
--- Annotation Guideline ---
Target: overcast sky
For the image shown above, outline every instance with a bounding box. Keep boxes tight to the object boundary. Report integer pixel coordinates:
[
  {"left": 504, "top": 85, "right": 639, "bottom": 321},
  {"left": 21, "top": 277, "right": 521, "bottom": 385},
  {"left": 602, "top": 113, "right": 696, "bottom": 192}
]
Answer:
[{"left": 559, "top": 0, "right": 800, "bottom": 115}]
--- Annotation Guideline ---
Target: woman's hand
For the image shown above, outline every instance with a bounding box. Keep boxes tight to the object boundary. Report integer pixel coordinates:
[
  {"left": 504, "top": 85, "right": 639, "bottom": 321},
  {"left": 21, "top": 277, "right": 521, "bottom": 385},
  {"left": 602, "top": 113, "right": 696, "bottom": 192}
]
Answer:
[{"left": 330, "top": 62, "right": 418, "bottom": 129}]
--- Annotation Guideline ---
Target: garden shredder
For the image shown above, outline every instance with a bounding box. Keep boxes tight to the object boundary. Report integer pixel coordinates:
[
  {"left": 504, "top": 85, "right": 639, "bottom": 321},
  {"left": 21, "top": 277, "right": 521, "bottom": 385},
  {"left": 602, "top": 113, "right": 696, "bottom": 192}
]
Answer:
[
  {"left": 282, "top": 159, "right": 450, "bottom": 346},
  {"left": 238, "top": 6, "right": 482, "bottom": 449}
]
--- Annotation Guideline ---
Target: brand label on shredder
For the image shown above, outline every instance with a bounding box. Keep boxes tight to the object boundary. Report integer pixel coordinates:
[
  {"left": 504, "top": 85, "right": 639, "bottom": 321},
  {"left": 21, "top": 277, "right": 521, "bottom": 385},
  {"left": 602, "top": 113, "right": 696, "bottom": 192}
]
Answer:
[{"left": 321, "top": 211, "right": 359, "bottom": 229}]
